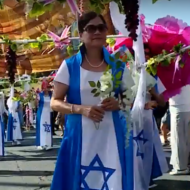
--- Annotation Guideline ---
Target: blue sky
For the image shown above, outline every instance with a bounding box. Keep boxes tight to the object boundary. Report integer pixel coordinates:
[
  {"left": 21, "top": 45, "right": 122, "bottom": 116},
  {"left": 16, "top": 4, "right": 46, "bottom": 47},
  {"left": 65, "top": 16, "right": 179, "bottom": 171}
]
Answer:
[{"left": 140, "top": 0, "right": 189, "bottom": 25}]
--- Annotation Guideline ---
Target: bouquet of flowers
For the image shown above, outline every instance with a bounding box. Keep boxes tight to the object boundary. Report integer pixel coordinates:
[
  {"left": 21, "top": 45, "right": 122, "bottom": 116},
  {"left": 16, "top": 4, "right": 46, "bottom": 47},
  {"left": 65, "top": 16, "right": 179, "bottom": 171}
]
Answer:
[
  {"left": 89, "top": 47, "right": 136, "bottom": 146},
  {"left": 20, "top": 90, "right": 37, "bottom": 107}
]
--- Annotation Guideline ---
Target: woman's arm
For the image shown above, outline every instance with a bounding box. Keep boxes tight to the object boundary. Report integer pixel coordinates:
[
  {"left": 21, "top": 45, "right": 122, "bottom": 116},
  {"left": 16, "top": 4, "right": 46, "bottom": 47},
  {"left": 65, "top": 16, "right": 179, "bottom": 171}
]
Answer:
[
  {"left": 51, "top": 81, "right": 84, "bottom": 115},
  {"left": 149, "top": 87, "right": 165, "bottom": 107}
]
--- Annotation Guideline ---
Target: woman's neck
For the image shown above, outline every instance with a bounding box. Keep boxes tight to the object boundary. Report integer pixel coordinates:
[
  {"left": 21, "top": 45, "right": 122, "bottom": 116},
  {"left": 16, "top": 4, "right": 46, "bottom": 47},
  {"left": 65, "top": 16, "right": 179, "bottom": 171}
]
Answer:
[
  {"left": 85, "top": 47, "right": 103, "bottom": 64},
  {"left": 44, "top": 91, "right": 49, "bottom": 95}
]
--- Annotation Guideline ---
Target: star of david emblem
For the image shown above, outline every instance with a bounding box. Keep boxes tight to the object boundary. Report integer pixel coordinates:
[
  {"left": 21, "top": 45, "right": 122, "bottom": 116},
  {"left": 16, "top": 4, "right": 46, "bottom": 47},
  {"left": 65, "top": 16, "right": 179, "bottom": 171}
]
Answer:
[
  {"left": 133, "top": 130, "right": 148, "bottom": 159},
  {"left": 43, "top": 122, "right": 51, "bottom": 132},
  {"left": 81, "top": 154, "right": 115, "bottom": 190},
  {"left": 13, "top": 118, "right": 17, "bottom": 130}
]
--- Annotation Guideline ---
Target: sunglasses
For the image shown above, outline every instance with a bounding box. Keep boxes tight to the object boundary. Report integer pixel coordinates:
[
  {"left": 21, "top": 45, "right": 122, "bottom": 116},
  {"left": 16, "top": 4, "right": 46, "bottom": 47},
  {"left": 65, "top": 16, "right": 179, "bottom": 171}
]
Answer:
[{"left": 83, "top": 24, "right": 107, "bottom": 34}]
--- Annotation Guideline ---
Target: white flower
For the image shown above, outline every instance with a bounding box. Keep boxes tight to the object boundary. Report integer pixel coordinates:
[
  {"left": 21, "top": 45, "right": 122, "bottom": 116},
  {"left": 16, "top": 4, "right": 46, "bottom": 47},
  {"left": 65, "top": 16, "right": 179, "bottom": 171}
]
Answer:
[
  {"left": 100, "top": 70, "right": 112, "bottom": 83},
  {"left": 100, "top": 70, "right": 113, "bottom": 94}
]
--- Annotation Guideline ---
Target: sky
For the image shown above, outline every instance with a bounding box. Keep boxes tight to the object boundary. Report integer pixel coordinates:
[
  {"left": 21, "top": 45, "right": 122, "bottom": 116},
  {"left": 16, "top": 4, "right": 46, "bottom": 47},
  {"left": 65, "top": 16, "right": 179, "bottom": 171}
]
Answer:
[{"left": 140, "top": 0, "right": 190, "bottom": 25}]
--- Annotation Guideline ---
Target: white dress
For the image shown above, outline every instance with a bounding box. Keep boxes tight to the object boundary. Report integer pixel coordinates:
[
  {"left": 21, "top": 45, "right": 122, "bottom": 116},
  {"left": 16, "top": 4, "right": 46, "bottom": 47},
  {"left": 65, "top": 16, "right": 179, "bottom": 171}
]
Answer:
[
  {"left": 39, "top": 95, "right": 52, "bottom": 147},
  {"left": 7, "top": 100, "right": 22, "bottom": 141},
  {"left": 54, "top": 61, "right": 134, "bottom": 190}
]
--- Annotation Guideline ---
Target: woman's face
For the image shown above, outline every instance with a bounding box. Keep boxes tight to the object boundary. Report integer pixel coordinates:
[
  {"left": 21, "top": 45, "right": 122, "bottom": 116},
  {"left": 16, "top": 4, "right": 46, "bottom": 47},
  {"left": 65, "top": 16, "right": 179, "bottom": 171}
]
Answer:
[{"left": 80, "top": 16, "right": 107, "bottom": 48}]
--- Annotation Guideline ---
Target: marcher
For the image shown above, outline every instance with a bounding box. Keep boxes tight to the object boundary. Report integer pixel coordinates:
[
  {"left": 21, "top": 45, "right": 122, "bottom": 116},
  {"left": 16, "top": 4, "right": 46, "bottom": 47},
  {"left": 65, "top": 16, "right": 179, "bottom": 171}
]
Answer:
[
  {"left": 50, "top": 11, "right": 134, "bottom": 190},
  {"left": 36, "top": 79, "right": 53, "bottom": 150},
  {"left": 7, "top": 89, "right": 22, "bottom": 145},
  {"left": 169, "top": 85, "right": 190, "bottom": 175}
]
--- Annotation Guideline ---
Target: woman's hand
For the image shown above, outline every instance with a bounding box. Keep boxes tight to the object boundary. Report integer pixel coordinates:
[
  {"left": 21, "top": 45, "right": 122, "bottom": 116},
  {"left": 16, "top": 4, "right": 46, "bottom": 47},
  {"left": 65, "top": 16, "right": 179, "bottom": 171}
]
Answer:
[
  {"left": 144, "top": 101, "right": 158, "bottom": 110},
  {"left": 101, "top": 97, "right": 119, "bottom": 111},
  {"left": 82, "top": 106, "right": 105, "bottom": 122}
]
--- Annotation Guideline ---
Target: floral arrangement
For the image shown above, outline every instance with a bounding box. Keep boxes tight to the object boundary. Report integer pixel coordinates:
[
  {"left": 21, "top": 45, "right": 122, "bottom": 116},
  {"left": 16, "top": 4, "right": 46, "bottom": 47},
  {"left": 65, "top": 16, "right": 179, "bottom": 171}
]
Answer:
[
  {"left": 89, "top": 48, "right": 135, "bottom": 146},
  {"left": 20, "top": 90, "right": 37, "bottom": 105}
]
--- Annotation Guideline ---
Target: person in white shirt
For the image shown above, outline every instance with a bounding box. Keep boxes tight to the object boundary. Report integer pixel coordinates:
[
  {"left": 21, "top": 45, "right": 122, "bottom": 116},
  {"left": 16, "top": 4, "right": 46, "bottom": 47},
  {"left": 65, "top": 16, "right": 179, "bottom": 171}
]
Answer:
[{"left": 169, "top": 85, "right": 190, "bottom": 175}]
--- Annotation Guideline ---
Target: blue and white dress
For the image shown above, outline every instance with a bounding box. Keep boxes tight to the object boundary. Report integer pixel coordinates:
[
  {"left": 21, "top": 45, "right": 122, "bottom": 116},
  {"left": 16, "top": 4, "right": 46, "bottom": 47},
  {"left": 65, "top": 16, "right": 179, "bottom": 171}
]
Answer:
[
  {"left": 132, "top": 72, "right": 168, "bottom": 190},
  {"left": 51, "top": 46, "right": 134, "bottom": 190},
  {"left": 7, "top": 100, "right": 22, "bottom": 142},
  {"left": 36, "top": 92, "right": 53, "bottom": 147},
  {"left": 0, "top": 94, "right": 6, "bottom": 156},
  {"left": 0, "top": 116, "right": 5, "bottom": 156}
]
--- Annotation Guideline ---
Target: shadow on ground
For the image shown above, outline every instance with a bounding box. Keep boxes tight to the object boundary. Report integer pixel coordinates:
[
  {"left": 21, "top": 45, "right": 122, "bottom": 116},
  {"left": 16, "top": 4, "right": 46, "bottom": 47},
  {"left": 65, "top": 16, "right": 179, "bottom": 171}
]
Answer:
[
  {"left": 152, "top": 179, "right": 190, "bottom": 190},
  {"left": 0, "top": 182, "right": 50, "bottom": 188}
]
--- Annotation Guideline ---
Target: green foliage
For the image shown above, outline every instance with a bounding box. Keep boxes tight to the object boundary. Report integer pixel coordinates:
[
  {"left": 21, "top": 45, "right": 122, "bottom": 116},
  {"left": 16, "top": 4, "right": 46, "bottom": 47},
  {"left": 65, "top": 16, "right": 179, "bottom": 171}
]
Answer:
[
  {"left": 0, "top": 34, "right": 51, "bottom": 52},
  {"left": 152, "top": 0, "right": 171, "bottom": 3},
  {"left": 28, "top": 2, "right": 53, "bottom": 18},
  {"left": 0, "top": 0, "right": 4, "bottom": 9},
  {"left": 146, "top": 43, "right": 187, "bottom": 76}
]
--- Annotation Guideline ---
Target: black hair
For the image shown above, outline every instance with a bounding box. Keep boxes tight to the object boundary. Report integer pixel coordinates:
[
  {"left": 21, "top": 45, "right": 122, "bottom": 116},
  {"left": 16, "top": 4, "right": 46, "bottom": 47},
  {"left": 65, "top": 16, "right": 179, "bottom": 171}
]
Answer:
[
  {"left": 144, "top": 43, "right": 150, "bottom": 50},
  {"left": 78, "top": 11, "right": 107, "bottom": 33},
  {"left": 144, "top": 43, "right": 153, "bottom": 57}
]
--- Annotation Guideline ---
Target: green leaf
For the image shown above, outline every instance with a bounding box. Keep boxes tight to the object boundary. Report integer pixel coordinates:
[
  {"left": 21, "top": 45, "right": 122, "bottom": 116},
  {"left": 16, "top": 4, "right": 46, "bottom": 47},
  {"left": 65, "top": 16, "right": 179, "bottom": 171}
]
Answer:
[
  {"left": 109, "top": 56, "right": 115, "bottom": 62},
  {"left": 179, "top": 62, "right": 185, "bottom": 68},
  {"left": 115, "top": 80, "right": 121, "bottom": 85},
  {"left": 116, "top": 60, "right": 122, "bottom": 69},
  {"left": 149, "top": 65, "right": 157, "bottom": 76},
  {"left": 10, "top": 43, "right": 17, "bottom": 52},
  {"left": 38, "top": 42, "right": 43, "bottom": 50},
  {"left": 89, "top": 81, "right": 96, "bottom": 87},
  {"left": 114, "top": 51, "right": 120, "bottom": 60},
  {"left": 115, "top": 71, "right": 122, "bottom": 79},
  {"left": 94, "top": 92, "right": 100, "bottom": 97},
  {"left": 152, "top": 0, "right": 158, "bottom": 3},
  {"left": 91, "top": 89, "right": 97, "bottom": 93},
  {"left": 30, "top": 42, "right": 40, "bottom": 48},
  {"left": 97, "top": 81, "right": 101, "bottom": 88}
]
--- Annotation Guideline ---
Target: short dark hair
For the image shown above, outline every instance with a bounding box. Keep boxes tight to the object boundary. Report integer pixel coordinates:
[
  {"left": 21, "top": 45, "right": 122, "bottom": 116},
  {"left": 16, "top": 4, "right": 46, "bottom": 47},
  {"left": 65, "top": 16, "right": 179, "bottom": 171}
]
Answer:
[{"left": 78, "top": 11, "right": 107, "bottom": 33}]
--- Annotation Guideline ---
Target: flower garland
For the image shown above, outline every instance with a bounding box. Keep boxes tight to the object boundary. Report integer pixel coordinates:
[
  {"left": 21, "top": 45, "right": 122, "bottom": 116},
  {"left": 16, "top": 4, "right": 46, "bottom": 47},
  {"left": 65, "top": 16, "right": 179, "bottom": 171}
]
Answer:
[{"left": 146, "top": 43, "right": 189, "bottom": 75}]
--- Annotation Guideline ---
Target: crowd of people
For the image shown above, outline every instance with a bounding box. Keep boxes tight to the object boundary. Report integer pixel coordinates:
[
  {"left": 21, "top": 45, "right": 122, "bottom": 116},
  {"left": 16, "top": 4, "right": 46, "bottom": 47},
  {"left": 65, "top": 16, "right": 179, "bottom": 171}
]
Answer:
[
  {"left": 0, "top": 83, "right": 65, "bottom": 152},
  {"left": 0, "top": 11, "right": 190, "bottom": 190}
]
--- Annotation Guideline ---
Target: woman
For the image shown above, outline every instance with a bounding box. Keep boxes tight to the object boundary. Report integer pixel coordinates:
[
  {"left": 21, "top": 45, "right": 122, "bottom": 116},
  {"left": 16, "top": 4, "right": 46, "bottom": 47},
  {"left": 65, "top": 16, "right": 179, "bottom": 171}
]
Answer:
[
  {"left": 141, "top": 44, "right": 168, "bottom": 188},
  {"left": 160, "top": 106, "right": 170, "bottom": 146},
  {"left": 36, "top": 79, "right": 53, "bottom": 150},
  {"left": 7, "top": 90, "right": 22, "bottom": 145},
  {"left": 144, "top": 84, "right": 168, "bottom": 189},
  {"left": 50, "top": 12, "right": 134, "bottom": 190},
  {"left": 55, "top": 112, "right": 65, "bottom": 136},
  {"left": 18, "top": 100, "right": 24, "bottom": 128},
  {"left": 0, "top": 92, "right": 7, "bottom": 156}
]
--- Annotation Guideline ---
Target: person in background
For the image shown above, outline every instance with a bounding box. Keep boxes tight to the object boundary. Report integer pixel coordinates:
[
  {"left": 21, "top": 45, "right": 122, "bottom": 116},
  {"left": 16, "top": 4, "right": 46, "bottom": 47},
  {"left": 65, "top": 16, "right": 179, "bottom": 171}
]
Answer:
[
  {"left": 18, "top": 96, "right": 24, "bottom": 128},
  {"left": 143, "top": 43, "right": 168, "bottom": 189},
  {"left": 169, "top": 85, "right": 190, "bottom": 175},
  {"left": 0, "top": 92, "right": 7, "bottom": 156},
  {"left": 36, "top": 79, "right": 53, "bottom": 150},
  {"left": 160, "top": 106, "right": 170, "bottom": 146},
  {"left": 55, "top": 112, "right": 65, "bottom": 136},
  {"left": 7, "top": 90, "right": 22, "bottom": 145}
]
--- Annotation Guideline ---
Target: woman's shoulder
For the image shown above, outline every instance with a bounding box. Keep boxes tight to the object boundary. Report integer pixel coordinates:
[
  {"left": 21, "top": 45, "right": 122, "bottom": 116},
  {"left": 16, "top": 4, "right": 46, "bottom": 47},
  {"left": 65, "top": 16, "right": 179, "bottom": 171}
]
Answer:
[{"left": 65, "top": 53, "right": 81, "bottom": 66}]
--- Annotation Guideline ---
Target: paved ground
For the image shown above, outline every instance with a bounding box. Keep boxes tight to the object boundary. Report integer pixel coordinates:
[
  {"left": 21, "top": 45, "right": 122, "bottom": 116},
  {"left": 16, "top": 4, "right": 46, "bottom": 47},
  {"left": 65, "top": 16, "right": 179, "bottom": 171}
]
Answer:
[{"left": 0, "top": 131, "right": 190, "bottom": 190}]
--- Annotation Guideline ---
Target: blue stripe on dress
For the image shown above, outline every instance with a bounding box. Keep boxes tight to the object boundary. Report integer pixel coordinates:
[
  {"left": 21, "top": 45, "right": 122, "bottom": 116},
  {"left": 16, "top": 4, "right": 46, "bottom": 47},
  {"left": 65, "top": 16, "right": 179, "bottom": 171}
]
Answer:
[
  {"left": 0, "top": 116, "right": 4, "bottom": 156},
  {"left": 7, "top": 113, "right": 13, "bottom": 141}
]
